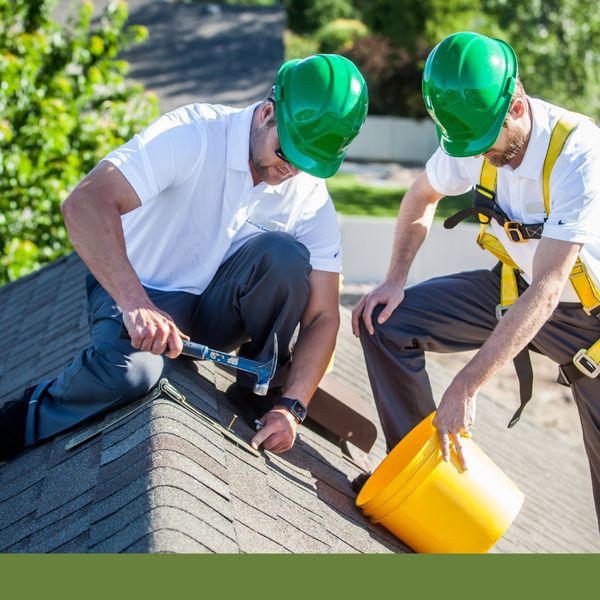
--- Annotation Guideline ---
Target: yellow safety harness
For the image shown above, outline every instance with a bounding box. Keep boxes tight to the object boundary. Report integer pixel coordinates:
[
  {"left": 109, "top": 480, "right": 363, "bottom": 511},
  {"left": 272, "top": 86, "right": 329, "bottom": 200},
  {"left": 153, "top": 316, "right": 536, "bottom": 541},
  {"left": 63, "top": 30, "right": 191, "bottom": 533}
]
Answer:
[{"left": 444, "top": 113, "right": 600, "bottom": 426}]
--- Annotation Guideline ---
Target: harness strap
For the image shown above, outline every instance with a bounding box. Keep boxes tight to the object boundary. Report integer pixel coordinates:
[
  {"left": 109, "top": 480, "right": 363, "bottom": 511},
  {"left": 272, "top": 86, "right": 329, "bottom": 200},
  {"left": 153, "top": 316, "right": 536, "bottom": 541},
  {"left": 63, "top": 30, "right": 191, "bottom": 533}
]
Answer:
[
  {"left": 445, "top": 111, "right": 600, "bottom": 427},
  {"left": 444, "top": 205, "right": 544, "bottom": 242},
  {"left": 569, "top": 259, "right": 600, "bottom": 317},
  {"left": 559, "top": 338, "right": 600, "bottom": 384},
  {"left": 496, "top": 263, "right": 519, "bottom": 320},
  {"left": 508, "top": 348, "right": 534, "bottom": 428}
]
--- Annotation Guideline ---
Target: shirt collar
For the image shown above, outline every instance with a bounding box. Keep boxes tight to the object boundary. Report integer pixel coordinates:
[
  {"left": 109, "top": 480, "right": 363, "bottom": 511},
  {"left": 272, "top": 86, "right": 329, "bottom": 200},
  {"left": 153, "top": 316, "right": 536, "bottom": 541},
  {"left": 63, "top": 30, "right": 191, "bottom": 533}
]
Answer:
[
  {"left": 509, "top": 97, "right": 551, "bottom": 180},
  {"left": 226, "top": 101, "right": 261, "bottom": 173},
  {"left": 226, "top": 100, "right": 294, "bottom": 194}
]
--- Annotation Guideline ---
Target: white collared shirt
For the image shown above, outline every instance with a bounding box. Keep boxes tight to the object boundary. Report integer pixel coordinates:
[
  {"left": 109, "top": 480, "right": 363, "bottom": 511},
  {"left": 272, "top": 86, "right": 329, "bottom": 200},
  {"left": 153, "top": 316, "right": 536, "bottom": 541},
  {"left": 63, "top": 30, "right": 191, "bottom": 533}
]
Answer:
[
  {"left": 426, "top": 97, "right": 600, "bottom": 301},
  {"left": 103, "top": 102, "right": 342, "bottom": 294}
]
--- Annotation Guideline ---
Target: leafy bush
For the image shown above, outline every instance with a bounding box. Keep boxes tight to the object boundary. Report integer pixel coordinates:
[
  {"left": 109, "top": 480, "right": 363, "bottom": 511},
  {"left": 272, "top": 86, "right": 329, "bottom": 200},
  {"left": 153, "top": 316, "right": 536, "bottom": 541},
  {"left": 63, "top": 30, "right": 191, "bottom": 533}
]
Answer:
[
  {"left": 0, "top": 0, "right": 159, "bottom": 284},
  {"left": 283, "top": 29, "right": 320, "bottom": 60},
  {"left": 284, "top": 0, "right": 358, "bottom": 35},
  {"left": 347, "top": 0, "right": 600, "bottom": 120},
  {"left": 314, "top": 18, "right": 368, "bottom": 54},
  {"left": 481, "top": 0, "right": 600, "bottom": 121},
  {"left": 341, "top": 34, "right": 429, "bottom": 117}
]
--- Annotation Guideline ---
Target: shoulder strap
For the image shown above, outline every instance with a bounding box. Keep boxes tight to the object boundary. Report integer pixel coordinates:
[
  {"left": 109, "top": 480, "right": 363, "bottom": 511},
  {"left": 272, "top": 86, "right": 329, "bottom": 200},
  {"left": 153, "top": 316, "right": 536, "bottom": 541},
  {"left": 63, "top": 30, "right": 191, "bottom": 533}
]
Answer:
[
  {"left": 479, "top": 158, "right": 497, "bottom": 196},
  {"left": 542, "top": 113, "right": 582, "bottom": 215}
]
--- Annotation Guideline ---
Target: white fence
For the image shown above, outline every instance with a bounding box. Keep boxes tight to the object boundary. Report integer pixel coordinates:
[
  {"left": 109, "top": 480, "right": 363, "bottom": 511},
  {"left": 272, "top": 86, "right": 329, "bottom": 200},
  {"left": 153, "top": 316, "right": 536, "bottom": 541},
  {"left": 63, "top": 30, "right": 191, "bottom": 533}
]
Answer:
[
  {"left": 339, "top": 217, "right": 494, "bottom": 284},
  {"left": 346, "top": 114, "right": 439, "bottom": 164}
]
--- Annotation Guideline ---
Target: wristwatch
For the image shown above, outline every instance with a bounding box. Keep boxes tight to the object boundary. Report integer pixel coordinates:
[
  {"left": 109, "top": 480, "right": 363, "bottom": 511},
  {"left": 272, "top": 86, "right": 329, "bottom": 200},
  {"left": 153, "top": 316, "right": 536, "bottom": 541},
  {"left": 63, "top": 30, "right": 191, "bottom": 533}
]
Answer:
[{"left": 275, "top": 397, "right": 307, "bottom": 424}]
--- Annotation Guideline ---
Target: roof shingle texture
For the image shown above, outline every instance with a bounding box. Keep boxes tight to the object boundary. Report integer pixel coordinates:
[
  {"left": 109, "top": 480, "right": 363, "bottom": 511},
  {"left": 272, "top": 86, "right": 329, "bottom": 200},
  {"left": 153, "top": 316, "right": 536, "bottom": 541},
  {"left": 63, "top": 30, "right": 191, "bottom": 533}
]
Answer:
[
  {"left": 1, "top": 254, "right": 599, "bottom": 553},
  {"left": 0, "top": 255, "right": 408, "bottom": 553}
]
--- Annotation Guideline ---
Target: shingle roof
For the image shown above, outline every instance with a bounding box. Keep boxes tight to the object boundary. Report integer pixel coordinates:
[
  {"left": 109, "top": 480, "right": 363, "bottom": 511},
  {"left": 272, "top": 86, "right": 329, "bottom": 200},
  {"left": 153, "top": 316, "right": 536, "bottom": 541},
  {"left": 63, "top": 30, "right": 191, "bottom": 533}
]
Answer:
[
  {"left": 0, "top": 254, "right": 410, "bottom": 553},
  {"left": 1, "top": 252, "right": 599, "bottom": 553}
]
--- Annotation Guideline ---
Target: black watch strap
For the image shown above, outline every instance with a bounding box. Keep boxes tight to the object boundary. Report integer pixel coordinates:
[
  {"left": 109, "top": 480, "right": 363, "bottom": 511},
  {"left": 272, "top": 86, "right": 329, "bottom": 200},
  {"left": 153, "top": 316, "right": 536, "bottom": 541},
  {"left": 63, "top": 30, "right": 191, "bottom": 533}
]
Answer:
[{"left": 275, "top": 397, "right": 307, "bottom": 423}]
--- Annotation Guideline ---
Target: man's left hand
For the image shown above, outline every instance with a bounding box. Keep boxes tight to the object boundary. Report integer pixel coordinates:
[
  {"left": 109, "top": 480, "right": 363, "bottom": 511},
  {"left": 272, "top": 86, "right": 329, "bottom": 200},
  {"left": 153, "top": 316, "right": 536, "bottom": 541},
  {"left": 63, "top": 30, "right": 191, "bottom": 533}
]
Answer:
[
  {"left": 251, "top": 408, "right": 298, "bottom": 453},
  {"left": 433, "top": 379, "right": 476, "bottom": 470}
]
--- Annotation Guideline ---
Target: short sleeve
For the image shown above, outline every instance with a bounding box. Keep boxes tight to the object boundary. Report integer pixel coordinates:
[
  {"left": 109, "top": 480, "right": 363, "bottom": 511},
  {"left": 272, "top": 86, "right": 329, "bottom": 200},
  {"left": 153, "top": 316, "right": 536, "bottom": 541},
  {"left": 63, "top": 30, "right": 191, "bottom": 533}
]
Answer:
[
  {"left": 295, "top": 180, "right": 342, "bottom": 273},
  {"left": 103, "top": 110, "right": 207, "bottom": 203},
  {"left": 426, "top": 147, "right": 473, "bottom": 197},
  {"left": 542, "top": 126, "right": 600, "bottom": 245}
]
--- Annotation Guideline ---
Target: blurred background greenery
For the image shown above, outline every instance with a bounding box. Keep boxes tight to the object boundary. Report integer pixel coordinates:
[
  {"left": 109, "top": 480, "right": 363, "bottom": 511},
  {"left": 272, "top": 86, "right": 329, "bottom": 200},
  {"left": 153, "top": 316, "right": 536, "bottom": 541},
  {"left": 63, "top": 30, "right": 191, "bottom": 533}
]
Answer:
[
  {"left": 0, "top": 0, "right": 159, "bottom": 283},
  {"left": 1, "top": 0, "right": 598, "bottom": 284}
]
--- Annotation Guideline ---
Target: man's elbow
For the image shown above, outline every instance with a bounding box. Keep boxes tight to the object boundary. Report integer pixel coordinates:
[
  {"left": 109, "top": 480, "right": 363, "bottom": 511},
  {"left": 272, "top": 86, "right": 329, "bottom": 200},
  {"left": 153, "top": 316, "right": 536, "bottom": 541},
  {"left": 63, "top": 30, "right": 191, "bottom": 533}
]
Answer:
[
  {"left": 330, "top": 310, "right": 341, "bottom": 336},
  {"left": 302, "top": 308, "right": 340, "bottom": 336},
  {"left": 532, "top": 279, "right": 563, "bottom": 315},
  {"left": 60, "top": 193, "right": 78, "bottom": 230}
]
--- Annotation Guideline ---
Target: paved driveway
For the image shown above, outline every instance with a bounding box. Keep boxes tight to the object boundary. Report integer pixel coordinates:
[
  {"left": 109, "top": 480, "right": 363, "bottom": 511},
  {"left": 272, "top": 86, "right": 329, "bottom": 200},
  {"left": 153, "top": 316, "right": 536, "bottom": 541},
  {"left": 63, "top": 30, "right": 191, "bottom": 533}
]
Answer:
[{"left": 54, "top": 0, "right": 284, "bottom": 111}]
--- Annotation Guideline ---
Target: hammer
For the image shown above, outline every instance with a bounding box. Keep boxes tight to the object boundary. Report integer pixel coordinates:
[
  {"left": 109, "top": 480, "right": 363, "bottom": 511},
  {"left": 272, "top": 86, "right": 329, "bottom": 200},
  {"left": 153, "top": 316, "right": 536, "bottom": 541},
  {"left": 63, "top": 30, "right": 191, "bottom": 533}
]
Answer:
[
  {"left": 120, "top": 326, "right": 278, "bottom": 395},
  {"left": 180, "top": 334, "right": 278, "bottom": 395}
]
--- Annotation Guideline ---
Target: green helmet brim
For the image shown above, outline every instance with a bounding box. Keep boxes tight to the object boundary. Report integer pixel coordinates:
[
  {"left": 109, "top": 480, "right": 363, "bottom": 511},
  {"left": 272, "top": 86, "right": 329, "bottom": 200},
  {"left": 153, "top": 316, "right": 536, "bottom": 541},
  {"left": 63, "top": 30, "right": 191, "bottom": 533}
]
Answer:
[
  {"left": 423, "top": 33, "right": 518, "bottom": 158},
  {"left": 277, "top": 117, "right": 344, "bottom": 178},
  {"left": 273, "top": 54, "right": 368, "bottom": 179},
  {"left": 437, "top": 94, "right": 511, "bottom": 157}
]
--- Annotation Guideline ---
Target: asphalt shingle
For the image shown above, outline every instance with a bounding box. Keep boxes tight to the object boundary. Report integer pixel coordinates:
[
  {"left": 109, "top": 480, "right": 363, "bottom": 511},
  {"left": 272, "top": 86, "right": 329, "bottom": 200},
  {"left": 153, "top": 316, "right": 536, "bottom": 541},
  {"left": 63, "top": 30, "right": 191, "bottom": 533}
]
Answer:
[{"left": 1, "top": 249, "right": 600, "bottom": 552}]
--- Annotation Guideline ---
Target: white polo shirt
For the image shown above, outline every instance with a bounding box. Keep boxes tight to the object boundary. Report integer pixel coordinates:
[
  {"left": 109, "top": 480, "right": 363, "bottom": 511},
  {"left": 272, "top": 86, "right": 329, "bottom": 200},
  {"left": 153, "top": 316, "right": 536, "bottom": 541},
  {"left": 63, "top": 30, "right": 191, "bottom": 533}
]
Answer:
[
  {"left": 426, "top": 97, "right": 600, "bottom": 302},
  {"left": 103, "top": 102, "right": 342, "bottom": 294}
]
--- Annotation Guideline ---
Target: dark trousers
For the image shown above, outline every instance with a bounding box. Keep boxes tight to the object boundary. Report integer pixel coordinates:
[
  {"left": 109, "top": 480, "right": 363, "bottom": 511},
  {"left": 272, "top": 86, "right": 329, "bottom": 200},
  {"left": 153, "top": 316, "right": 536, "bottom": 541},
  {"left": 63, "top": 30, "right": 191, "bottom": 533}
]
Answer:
[
  {"left": 25, "top": 232, "right": 311, "bottom": 445},
  {"left": 359, "top": 266, "right": 600, "bottom": 527}
]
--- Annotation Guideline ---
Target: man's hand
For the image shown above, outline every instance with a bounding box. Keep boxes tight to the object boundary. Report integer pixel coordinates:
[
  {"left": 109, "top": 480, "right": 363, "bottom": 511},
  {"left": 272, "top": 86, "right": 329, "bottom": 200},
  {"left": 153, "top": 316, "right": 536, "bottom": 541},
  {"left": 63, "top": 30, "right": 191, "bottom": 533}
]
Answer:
[
  {"left": 123, "top": 303, "right": 189, "bottom": 359},
  {"left": 351, "top": 281, "right": 405, "bottom": 337},
  {"left": 433, "top": 378, "right": 476, "bottom": 470},
  {"left": 251, "top": 407, "right": 298, "bottom": 453}
]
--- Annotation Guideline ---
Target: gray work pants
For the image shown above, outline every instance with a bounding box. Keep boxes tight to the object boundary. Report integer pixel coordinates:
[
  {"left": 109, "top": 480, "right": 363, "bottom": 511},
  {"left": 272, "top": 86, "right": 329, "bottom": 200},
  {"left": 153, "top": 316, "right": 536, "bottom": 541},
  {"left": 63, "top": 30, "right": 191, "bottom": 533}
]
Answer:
[
  {"left": 25, "top": 232, "right": 311, "bottom": 445},
  {"left": 359, "top": 265, "right": 600, "bottom": 526}
]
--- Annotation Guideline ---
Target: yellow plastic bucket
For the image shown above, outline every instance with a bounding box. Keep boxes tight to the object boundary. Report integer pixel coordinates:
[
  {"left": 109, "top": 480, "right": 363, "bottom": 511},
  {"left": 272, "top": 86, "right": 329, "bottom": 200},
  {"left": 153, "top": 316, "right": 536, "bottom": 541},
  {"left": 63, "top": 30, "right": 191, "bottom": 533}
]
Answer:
[{"left": 356, "top": 412, "right": 524, "bottom": 553}]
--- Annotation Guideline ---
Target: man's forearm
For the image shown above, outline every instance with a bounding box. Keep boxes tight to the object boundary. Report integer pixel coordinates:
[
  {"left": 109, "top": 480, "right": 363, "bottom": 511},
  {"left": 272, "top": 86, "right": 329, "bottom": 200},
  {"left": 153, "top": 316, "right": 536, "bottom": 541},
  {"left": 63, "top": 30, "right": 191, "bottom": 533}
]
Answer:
[
  {"left": 61, "top": 164, "right": 149, "bottom": 311},
  {"left": 280, "top": 312, "right": 339, "bottom": 406},
  {"left": 386, "top": 172, "right": 442, "bottom": 286},
  {"left": 455, "top": 238, "right": 582, "bottom": 394},
  {"left": 456, "top": 279, "right": 560, "bottom": 395},
  {"left": 63, "top": 197, "right": 147, "bottom": 309}
]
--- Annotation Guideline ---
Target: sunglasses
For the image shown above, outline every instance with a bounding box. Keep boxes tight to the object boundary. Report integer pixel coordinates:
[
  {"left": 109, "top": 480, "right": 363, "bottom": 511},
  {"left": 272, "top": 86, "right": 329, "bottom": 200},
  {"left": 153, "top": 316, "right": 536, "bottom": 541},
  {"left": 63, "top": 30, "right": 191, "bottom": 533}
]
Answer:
[
  {"left": 268, "top": 98, "right": 291, "bottom": 164},
  {"left": 274, "top": 146, "right": 289, "bottom": 163}
]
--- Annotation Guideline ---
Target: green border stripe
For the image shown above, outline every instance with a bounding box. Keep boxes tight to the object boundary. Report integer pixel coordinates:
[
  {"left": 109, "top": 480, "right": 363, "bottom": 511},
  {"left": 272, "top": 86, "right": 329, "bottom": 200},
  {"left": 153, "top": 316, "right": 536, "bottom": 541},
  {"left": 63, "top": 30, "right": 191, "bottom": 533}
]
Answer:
[{"left": 2, "top": 554, "right": 599, "bottom": 598}]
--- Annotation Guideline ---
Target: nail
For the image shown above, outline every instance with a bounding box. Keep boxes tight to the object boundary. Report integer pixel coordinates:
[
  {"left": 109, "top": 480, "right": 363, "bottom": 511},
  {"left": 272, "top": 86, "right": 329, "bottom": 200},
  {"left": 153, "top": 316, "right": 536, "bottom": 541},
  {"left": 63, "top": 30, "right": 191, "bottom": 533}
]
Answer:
[{"left": 227, "top": 414, "right": 238, "bottom": 431}]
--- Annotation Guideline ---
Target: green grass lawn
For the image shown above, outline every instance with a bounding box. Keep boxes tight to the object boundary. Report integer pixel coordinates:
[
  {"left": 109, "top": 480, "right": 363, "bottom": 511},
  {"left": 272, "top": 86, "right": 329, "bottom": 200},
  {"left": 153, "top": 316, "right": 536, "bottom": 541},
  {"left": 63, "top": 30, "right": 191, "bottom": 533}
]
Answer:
[{"left": 327, "top": 173, "right": 472, "bottom": 220}]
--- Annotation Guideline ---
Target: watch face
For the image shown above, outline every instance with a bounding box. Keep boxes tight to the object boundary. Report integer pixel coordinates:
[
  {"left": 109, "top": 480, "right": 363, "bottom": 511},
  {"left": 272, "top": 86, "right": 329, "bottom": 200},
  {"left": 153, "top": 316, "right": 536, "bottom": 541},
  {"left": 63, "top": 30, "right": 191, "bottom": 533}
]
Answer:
[
  {"left": 292, "top": 401, "right": 307, "bottom": 421},
  {"left": 279, "top": 397, "right": 306, "bottom": 422}
]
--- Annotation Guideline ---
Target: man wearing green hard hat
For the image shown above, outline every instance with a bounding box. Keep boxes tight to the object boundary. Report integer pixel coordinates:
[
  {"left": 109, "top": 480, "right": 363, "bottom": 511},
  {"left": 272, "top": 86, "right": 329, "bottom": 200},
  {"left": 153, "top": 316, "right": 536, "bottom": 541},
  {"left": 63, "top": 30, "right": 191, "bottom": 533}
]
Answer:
[
  {"left": 0, "top": 54, "right": 368, "bottom": 461},
  {"left": 353, "top": 31, "right": 600, "bottom": 529}
]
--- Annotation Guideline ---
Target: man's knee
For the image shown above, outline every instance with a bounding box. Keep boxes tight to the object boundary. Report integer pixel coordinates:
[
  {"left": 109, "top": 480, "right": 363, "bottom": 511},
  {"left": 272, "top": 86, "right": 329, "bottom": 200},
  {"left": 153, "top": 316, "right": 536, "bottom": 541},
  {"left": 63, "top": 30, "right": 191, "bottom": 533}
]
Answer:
[
  {"left": 250, "top": 231, "right": 311, "bottom": 287},
  {"left": 358, "top": 303, "right": 418, "bottom": 352},
  {"left": 97, "top": 344, "right": 166, "bottom": 401}
]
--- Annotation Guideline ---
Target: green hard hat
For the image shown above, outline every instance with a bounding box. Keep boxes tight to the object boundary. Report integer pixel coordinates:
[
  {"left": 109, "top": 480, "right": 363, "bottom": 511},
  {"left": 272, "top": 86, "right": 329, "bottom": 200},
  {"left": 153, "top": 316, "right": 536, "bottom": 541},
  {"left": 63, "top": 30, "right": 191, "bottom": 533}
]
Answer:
[
  {"left": 273, "top": 54, "right": 368, "bottom": 178},
  {"left": 422, "top": 32, "right": 518, "bottom": 157}
]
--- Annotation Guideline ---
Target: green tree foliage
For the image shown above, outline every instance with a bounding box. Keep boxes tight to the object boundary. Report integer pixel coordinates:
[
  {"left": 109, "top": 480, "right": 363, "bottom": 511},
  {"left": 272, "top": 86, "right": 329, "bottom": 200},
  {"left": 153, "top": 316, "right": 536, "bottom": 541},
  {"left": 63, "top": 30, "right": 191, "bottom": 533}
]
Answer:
[
  {"left": 314, "top": 18, "right": 368, "bottom": 54},
  {"left": 283, "top": 0, "right": 358, "bottom": 35},
  {"left": 344, "top": 0, "right": 486, "bottom": 117},
  {"left": 343, "top": 0, "right": 600, "bottom": 120},
  {"left": 0, "top": 0, "right": 159, "bottom": 283},
  {"left": 481, "top": 0, "right": 600, "bottom": 120},
  {"left": 354, "top": 0, "right": 484, "bottom": 51}
]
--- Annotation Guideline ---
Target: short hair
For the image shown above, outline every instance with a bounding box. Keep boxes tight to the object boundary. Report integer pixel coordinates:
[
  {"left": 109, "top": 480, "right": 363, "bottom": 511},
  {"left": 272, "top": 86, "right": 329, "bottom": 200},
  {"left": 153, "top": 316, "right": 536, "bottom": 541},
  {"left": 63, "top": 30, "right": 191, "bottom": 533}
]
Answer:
[{"left": 513, "top": 79, "right": 526, "bottom": 101}]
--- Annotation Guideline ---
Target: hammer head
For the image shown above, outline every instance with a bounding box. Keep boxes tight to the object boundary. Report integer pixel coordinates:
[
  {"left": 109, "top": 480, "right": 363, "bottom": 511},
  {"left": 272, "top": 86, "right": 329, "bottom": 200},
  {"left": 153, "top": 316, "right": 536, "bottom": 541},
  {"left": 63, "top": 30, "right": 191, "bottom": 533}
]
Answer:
[{"left": 253, "top": 334, "right": 278, "bottom": 395}]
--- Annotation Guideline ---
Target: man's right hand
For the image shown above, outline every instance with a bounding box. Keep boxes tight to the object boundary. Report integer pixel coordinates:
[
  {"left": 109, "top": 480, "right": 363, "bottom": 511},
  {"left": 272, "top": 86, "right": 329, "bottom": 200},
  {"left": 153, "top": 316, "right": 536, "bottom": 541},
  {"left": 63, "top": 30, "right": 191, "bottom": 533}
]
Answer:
[
  {"left": 351, "top": 281, "right": 405, "bottom": 337},
  {"left": 122, "top": 303, "right": 189, "bottom": 359}
]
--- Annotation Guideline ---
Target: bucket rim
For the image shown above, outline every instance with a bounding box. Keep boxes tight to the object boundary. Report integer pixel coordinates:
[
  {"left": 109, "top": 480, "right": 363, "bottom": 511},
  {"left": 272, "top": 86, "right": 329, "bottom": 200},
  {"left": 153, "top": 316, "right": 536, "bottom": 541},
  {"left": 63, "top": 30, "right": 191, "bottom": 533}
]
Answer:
[{"left": 357, "top": 412, "right": 438, "bottom": 511}]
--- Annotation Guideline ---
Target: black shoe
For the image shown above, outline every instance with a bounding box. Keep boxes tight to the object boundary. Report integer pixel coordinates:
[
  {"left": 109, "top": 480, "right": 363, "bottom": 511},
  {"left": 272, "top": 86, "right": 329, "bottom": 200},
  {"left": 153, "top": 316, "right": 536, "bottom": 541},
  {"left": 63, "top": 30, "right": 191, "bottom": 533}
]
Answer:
[
  {"left": 350, "top": 471, "right": 371, "bottom": 495},
  {"left": 225, "top": 383, "right": 282, "bottom": 427},
  {"left": 0, "top": 387, "right": 33, "bottom": 461}
]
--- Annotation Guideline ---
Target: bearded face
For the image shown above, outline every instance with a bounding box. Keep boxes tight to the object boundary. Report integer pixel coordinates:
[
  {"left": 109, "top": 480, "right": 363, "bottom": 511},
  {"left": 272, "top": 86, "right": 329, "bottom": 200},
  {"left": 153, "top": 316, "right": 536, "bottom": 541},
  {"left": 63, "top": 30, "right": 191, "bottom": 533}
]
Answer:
[{"left": 483, "top": 120, "right": 528, "bottom": 168}]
